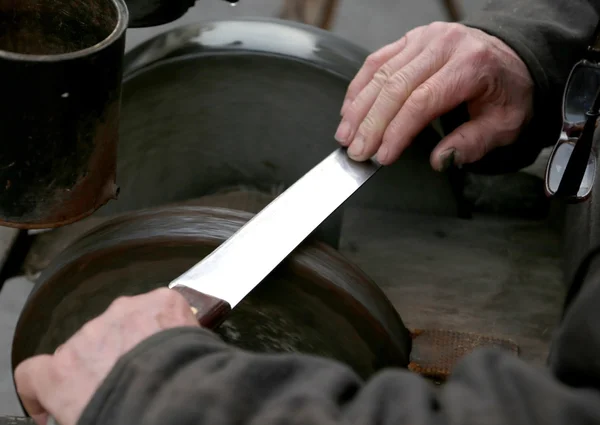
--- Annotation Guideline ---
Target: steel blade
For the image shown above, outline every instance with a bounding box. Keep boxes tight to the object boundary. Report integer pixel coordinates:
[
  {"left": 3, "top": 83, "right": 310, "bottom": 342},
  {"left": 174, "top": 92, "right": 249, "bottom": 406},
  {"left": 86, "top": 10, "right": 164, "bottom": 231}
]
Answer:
[{"left": 168, "top": 147, "right": 381, "bottom": 307}]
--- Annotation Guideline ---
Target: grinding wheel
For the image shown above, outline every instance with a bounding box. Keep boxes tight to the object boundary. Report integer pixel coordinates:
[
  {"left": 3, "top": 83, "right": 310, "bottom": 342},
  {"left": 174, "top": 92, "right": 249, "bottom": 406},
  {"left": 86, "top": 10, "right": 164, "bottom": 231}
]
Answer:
[
  {"left": 12, "top": 205, "right": 412, "bottom": 382},
  {"left": 96, "top": 19, "right": 458, "bottom": 245}
]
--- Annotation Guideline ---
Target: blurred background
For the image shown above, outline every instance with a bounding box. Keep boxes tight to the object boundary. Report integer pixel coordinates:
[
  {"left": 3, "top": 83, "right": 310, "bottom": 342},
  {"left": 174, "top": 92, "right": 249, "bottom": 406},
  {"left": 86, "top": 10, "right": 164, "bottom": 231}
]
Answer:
[{"left": 125, "top": 0, "right": 482, "bottom": 51}]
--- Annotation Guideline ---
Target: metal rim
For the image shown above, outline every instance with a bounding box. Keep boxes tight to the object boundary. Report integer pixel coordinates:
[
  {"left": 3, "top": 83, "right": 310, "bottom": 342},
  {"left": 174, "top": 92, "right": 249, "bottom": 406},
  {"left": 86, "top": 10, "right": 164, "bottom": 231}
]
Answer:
[
  {"left": 122, "top": 18, "right": 369, "bottom": 79},
  {"left": 0, "top": 0, "right": 129, "bottom": 62},
  {"left": 544, "top": 140, "right": 597, "bottom": 202}
]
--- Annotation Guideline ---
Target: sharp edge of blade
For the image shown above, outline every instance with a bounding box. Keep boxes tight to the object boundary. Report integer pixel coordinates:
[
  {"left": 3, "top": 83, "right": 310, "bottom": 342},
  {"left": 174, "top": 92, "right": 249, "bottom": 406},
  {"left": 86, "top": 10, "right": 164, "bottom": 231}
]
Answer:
[{"left": 168, "top": 148, "right": 381, "bottom": 307}]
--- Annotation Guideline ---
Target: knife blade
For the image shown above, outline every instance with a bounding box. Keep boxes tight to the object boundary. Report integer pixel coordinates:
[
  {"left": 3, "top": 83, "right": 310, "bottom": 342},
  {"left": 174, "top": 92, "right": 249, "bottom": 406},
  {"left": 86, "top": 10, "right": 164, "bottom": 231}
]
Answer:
[
  {"left": 168, "top": 147, "right": 381, "bottom": 328},
  {"left": 45, "top": 148, "right": 379, "bottom": 425}
]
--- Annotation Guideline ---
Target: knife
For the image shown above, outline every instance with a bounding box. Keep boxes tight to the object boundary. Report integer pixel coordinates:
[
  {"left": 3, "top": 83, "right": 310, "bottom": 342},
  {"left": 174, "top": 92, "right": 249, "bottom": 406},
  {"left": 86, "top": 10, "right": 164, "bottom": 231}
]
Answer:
[
  {"left": 168, "top": 147, "right": 381, "bottom": 328},
  {"left": 45, "top": 148, "right": 379, "bottom": 425}
]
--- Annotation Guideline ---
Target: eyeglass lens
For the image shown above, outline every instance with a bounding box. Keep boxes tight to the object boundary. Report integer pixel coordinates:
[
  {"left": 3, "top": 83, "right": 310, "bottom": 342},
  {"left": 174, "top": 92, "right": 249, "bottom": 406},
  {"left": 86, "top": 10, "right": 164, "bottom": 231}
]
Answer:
[
  {"left": 547, "top": 142, "right": 596, "bottom": 198},
  {"left": 564, "top": 64, "right": 600, "bottom": 126}
]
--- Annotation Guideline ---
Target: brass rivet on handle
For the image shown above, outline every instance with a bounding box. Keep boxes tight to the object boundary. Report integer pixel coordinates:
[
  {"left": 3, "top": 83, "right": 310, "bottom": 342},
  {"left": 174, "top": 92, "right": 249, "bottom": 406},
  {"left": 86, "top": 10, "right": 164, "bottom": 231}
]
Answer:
[{"left": 190, "top": 307, "right": 198, "bottom": 315}]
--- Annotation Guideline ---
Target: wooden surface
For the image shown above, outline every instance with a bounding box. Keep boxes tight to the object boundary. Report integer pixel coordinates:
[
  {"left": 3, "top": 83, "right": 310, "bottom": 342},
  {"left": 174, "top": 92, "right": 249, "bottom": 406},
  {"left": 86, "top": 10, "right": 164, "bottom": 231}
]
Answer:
[
  {"left": 279, "top": 0, "right": 462, "bottom": 29},
  {"left": 340, "top": 208, "right": 563, "bottom": 365}
]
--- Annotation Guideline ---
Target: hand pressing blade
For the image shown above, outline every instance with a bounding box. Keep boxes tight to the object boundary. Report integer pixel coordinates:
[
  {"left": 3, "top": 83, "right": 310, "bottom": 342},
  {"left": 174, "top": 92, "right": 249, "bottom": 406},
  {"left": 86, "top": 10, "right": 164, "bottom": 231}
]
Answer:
[
  {"left": 168, "top": 147, "right": 381, "bottom": 328},
  {"left": 46, "top": 148, "right": 380, "bottom": 425}
]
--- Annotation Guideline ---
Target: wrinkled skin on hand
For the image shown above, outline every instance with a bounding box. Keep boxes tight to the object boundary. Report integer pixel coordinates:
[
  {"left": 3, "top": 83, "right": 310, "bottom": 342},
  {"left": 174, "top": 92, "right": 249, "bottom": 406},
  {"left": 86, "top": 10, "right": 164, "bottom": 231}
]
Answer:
[
  {"left": 335, "top": 22, "right": 534, "bottom": 171},
  {"left": 14, "top": 288, "right": 199, "bottom": 425}
]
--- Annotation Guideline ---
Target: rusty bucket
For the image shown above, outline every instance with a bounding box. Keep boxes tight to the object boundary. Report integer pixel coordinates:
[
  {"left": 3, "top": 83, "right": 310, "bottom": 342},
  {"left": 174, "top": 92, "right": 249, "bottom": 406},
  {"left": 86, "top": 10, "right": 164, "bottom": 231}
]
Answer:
[{"left": 0, "top": 0, "right": 128, "bottom": 229}]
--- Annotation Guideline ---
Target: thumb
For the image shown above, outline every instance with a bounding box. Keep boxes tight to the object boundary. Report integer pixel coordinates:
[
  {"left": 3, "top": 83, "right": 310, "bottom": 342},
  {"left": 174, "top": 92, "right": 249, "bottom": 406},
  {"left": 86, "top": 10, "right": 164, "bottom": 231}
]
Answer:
[
  {"left": 430, "top": 117, "right": 497, "bottom": 171},
  {"left": 14, "top": 355, "right": 54, "bottom": 425}
]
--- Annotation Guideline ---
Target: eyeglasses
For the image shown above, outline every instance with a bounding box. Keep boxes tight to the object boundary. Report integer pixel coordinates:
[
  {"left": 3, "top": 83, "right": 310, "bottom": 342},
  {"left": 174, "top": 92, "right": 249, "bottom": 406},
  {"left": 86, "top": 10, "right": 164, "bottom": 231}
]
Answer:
[{"left": 545, "top": 24, "right": 600, "bottom": 203}]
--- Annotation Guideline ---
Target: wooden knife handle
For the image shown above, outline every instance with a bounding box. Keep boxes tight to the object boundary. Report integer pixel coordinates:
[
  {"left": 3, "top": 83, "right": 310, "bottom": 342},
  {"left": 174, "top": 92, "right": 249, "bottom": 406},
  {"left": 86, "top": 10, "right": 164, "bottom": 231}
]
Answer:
[{"left": 170, "top": 284, "right": 232, "bottom": 329}]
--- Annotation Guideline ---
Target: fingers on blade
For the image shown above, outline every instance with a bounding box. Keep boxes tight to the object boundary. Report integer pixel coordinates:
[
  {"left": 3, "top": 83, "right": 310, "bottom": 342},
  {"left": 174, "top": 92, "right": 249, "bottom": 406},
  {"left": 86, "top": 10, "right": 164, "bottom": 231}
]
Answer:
[{"left": 379, "top": 60, "right": 481, "bottom": 165}]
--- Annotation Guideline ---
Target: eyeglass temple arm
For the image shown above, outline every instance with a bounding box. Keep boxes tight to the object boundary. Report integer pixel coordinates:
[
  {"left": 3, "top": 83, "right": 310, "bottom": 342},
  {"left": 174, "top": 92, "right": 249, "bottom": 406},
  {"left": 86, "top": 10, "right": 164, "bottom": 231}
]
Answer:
[
  {"left": 587, "top": 19, "right": 600, "bottom": 61},
  {"left": 555, "top": 86, "right": 600, "bottom": 197}
]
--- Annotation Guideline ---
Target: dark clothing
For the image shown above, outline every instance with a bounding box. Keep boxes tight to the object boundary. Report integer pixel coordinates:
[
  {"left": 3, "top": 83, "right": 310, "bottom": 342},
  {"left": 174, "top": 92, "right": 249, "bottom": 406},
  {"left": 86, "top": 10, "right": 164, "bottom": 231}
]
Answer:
[
  {"left": 79, "top": 265, "right": 600, "bottom": 425},
  {"left": 459, "top": 0, "right": 600, "bottom": 173},
  {"left": 78, "top": 2, "right": 600, "bottom": 424}
]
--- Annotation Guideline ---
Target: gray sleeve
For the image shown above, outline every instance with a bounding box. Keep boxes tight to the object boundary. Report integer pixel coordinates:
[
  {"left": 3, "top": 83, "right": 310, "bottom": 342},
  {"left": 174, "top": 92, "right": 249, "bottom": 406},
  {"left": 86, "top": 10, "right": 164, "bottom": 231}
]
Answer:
[
  {"left": 451, "top": 0, "right": 600, "bottom": 173},
  {"left": 77, "top": 263, "right": 600, "bottom": 425}
]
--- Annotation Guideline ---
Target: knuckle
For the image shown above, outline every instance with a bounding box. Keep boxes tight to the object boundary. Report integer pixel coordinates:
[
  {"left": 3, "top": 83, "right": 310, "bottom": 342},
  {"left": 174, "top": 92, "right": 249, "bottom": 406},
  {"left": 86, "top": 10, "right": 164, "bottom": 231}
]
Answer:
[
  {"left": 491, "top": 112, "right": 523, "bottom": 144},
  {"left": 109, "top": 295, "right": 133, "bottom": 311},
  {"left": 373, "top": 64, "right": 394, "bottom": 85},
  {"left": 364, "top": 52, "right": 385, "bottom": 70},
  {"left": 403, "top": 83, "right": 436, "bottom": 116},
  {"left": 477, "top": 71, "right": 502, "bottom": 99},
  {"left": 153, "top": 287, "right": 175, "bottom": 300},
  {"left": 383, "top": 71, "right": 411, "bottom": 99},
  {"left": 359, "top": 114, "right": 378, "bottom": 134},
  {"left": 50, "top": 348, "right": 76, "bottom": 378},
  {"left": 446, "top": 22, "right": 466, "bottom": 33},
  {"left": 394, "top": 33, "right": 410, "bottom": 50},
  {"left": 469, "top": 42, "right": 494, "bottom": 64},
  {"left": 14, "top": 359, "right": 35, "bottom": 385},
  {"left": 42, "top": 357, "right": 67, "bottom": 385},
  {"left": 383, "top": 121, "right": 402, "bottom": 143},
  {"left": 404, "top": 26, "right": 420, "bottom": 38},
  {"left": 459, "top": 127, "right": 487, "bottom": 158},
  {"left": 472, "top": 130, "right": 486, "bottom": 151},
  {"left": 156, "top": 287, "right": 190, "bottom": 310},
  {"left": 503, "top": 108, "right": 528, "bottom": 128},
  {"left": 476, "top": 137, "right": 489, "bottom": 158},
  {"left": 438, "top": 22, "right": 466, "bottom": 43},
  {"left": 78, "top": 318, "right": 102, "bottom": 339},
  {"left": 428, "top": 21, "right": 449, "bottom": 32},
  {"left": 411, "top": 83, "right": 435, "bottom": 109}
]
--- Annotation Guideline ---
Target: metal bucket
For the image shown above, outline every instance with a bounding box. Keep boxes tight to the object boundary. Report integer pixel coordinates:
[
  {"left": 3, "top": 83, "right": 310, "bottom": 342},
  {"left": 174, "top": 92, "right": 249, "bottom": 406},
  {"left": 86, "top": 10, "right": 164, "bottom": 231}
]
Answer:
[{"left": 0, "top": 0, "right": 128, "bottom": 229}]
